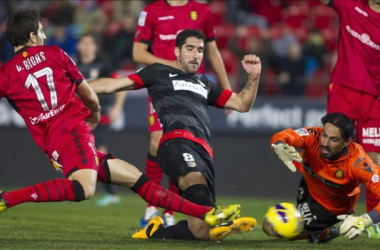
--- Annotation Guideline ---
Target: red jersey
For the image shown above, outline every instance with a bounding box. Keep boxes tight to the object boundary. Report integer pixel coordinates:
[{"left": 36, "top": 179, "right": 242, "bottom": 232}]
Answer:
[
  {"left": 330, "top": 0, "right": 380, "bottom": 96},
  {"left": 0, "top": 46, "right": 88, "bottom": 153},
  {"left": 134, "top": 0, "right": 216, "bottom": 73},
  {"left": 271, "top": 127, "right": 380, "bottom": 215}
]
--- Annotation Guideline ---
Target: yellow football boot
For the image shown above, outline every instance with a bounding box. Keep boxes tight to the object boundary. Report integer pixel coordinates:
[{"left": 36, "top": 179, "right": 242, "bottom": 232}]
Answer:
[
  {"left": 209, "top": 217, "right": 257, "bottom": 241},
  {"left": 132, "top": 216, "right": 164, "bottom": 239}
]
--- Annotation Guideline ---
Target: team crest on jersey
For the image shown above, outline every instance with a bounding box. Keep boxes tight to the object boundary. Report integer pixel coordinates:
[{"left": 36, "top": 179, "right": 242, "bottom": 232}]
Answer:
[
  {"left": 294, "top": 128, "right": 309, "bottom": 137},
  {"left": 335, "top": 169, "right": 344, "bottom": 179},
  {"left": 22, "top": 51, "right": 28, "bottom": 57},
  {"left": 149, "top": 115, "right": 155, "bottom": 126},
  {"left": 190, "top": 11, "right": 198, "bottom": 21}
]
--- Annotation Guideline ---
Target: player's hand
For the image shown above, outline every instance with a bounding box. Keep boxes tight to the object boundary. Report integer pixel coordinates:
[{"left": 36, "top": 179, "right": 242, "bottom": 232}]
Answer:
[
  {"left": 241, "top": 54, "right": 261, "bottom": 77},
  {"left": 337, "top": 214, "right": 373, "bottom": 240},
  {"left": 271, "top": 143, "right": 303, "bottom": 172}
]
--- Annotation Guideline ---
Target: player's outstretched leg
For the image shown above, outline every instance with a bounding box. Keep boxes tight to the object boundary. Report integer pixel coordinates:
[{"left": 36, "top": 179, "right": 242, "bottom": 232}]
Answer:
[
  {"left": 209, "top": 217, "right": 257, "bottom": 241},
  {"left": 0, "top": 178, "right": 86, "bottom": 213},
  {"left": 105, "top": 158, "right": 240, "bottom": 226}
]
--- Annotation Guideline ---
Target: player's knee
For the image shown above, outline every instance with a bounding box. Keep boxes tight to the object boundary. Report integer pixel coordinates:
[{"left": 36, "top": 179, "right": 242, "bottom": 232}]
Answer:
[
  {"left": 188, "top": 221, "right": 210, "bottom": 240},
  {"left": 149, "top": 139, "right": 160, "bottom": 154},
  {"left": 81, "top": 183, "right": 96, "bottom": 200}
]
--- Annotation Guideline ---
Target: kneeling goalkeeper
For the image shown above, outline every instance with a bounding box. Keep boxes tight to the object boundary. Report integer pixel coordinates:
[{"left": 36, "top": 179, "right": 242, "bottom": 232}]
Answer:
[{"left": 270, "top": 112, "right": 380, "bottom": 243}]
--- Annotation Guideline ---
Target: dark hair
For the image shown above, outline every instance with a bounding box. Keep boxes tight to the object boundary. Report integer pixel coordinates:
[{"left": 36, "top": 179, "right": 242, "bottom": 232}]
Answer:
[
  {"left": 175, "top": 29, "right": 206, "bottom": 49},
  {"left": 6, "top": 9, "right": 40, "bottom": 46},
  {"left": 321, "top": 113, "right": 354, "bottom": 141}
]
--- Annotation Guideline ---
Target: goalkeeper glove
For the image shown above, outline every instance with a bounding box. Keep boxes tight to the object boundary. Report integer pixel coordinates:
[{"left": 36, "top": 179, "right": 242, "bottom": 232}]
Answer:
[
  {"left": 337, "top": 214, "right": 373, "bottom": 240},
  {"left": 271, "top": 143, "right": 303, "bottom": 172}
]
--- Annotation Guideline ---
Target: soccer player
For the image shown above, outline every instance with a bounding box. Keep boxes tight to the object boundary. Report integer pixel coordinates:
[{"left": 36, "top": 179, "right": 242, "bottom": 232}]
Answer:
[
  {"left": 90, "top": 29, "right": 260, "bottom": 241},
  {"left": 0, "top": 9, "right": 241, "bottom": 230},
  {"left": 271, "top": 113, "right": 380, "bottom": 243},
  {"left": 319, "top": 0, "right": 380, "bottom": 237},
  {"left": 133, "top": 0, "right": 232, "bottom": 227},
  {"left": 76, "top": 33, "right": 126, "bottom": 207}
]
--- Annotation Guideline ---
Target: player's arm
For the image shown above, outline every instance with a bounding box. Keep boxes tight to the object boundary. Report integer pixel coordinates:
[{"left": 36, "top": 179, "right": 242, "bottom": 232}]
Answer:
[
  {"left": 132, "top": 42, "right": 175, "bottom": 67},
  {"left": 89, "top": 77, "right": 135, "bottom": 94},
  {"left": 205, "top": 41, "right": 231, "bottom": 91},
  {"left": 269, "top": 129, "right": 309, "bottom": 172},
  {"left": 76, "top": 80, "right": 101, "bottom": 129},
  {"left": 223, "top": 54, "right": 260, "bottom": 112},
  {"left": 338, "top": 161, "right": 380, "bottom": 239}
]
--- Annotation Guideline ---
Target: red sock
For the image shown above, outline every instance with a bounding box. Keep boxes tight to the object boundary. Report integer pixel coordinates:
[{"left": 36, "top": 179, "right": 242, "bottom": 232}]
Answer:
[
  {"left": 2, "top": 179, "right": 84, "bottom": 208},
  {"left": 163, "top": 181, "right": 179, "bottom": 215},
  {"left": 146, "top": 153, "right": 163, "bottom": 185},
  {"left": 366, "top": 188, "right": 378, "bottom": 212},
  {"left": 132, "top": 175, "right": 212, "bottom": 219},
  {"left": 146, "top": 153, "right": 163, "bottom": 208}
]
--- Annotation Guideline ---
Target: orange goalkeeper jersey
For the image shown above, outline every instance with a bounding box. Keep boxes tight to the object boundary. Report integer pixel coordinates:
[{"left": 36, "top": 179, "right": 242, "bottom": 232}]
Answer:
[{"left": 271, "top": 127, "right": 380, "bottom": 215}]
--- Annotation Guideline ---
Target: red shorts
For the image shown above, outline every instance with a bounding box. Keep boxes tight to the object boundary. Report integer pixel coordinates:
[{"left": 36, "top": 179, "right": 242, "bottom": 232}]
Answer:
[
  {"left": 327, "top": 83, "right": 380, "bottom": 152},
  {"left": 47, "top": 121, "right": 109, "bottom": 177},
  {"left": 148, "top": 95, "right": 163, "bottom": 133}
]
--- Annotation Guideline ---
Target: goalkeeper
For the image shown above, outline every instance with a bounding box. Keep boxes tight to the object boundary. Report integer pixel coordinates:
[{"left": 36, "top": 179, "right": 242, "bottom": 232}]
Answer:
[{"left": 270, "top": 112, "right": 380, "bottom": 243}]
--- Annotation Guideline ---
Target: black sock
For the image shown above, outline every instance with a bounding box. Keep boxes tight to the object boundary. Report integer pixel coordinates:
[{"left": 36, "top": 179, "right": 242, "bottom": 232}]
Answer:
[{"left": 150, "top": 220, "right": 196, "bottom": 240}]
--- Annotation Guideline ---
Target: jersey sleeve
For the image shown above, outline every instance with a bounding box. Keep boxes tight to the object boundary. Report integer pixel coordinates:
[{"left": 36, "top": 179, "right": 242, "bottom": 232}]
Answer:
[
  {"left": 202, "top": 5, "right": 216, "bottom": 42},
  {"left": 270, "top": 127, "right": 318, "bottom": 149},
  {"left": 354, "top": 159, "right": 380, "bottom": 215},
  {"left": 58, "top": 47, "right": 85, "bottom": 85},
  {"left": 207, "top": 78, "right": 232, "bottom": 108},
  {"left": 127, "top": 64, "right": 157, "bottom": 90},
  {"left": 134, "top": 6, "right": 154, "bottom": 44}
]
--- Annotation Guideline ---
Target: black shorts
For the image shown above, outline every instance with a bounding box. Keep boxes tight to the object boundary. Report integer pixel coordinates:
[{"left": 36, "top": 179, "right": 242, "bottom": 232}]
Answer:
[
  {"left": 297, "top": 177, "right": 339, "bottom": 232},
  {"left": 157, "top": 138, "right": 216, "bottom": 201}
]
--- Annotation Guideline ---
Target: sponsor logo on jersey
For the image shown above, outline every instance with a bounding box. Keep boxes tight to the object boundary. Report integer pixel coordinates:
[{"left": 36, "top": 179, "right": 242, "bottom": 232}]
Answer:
[
  {"left": 190, "top": 11, "right": 198, "bottom": 21},
  {"left": 159, "top": 34, "right": 177, "bottom": 40},
  {"left": 294, "top": 128, "right": 309, "bottom": 137},
  {"left": 372, "top": 174, "right": 379, "bottom": 183},
  {"left": 158, "top": 15, "right": 174, "bottom": 21},
  {"left": 172, "top": 80, "right": 207, "bottom": 98},
  {"left": 355, "top": 6, "right": 368, "bottom": 17},
  {"left": 169, "top": 73, "right": 178, "bottom": 77},
  {"left": 346, "top": 25, "right": 380, "bottom": 51},
  {"left": 335, "top": 169, "right": 344, "bottom": 179},
  {"left": 138, "top": 11, "right": 147, "bottom": 27},
  {"left": 29, "top": 103, "right": 65, "bottom": 125},
  {"left": 22, "top": 52, "right": 28, "bottom": 57},
  {"left": 362, "top": 127, "right": 380, "bottom": 146}
]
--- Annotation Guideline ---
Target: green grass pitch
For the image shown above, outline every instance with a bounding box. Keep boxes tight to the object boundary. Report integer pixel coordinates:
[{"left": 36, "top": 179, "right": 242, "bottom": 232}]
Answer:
[{"left": 0, "top": 192, "right": 378, "bottom": 250}]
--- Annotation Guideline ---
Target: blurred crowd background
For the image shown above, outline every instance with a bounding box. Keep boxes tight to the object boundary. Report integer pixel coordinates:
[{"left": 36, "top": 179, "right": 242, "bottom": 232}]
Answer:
[{"left": 0, "top": 0, "right": 338, "bottom": 99}]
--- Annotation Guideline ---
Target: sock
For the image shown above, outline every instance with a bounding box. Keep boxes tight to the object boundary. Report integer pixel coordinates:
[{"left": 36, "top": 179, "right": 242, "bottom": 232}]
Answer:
[
  {"left": 366, "top": 188, "right": 378, "bottom": 212},
  {"left": 145, "top": 153, "right": 163, "bottom": 185},
  {"left": 131, "top": 174, "right": 212, "bottom": 219},
  {"left": 2, "top": 179, "right": 85, "bottom": 208},
  {"left": 164, "top": 180, "right": 179, "bottom": 215},
  {"left": 145, "top": 153, "right": 163, "bottom": 208},
  {"left": 151, "top": 220, "right": 196, "bottom": 240}
]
